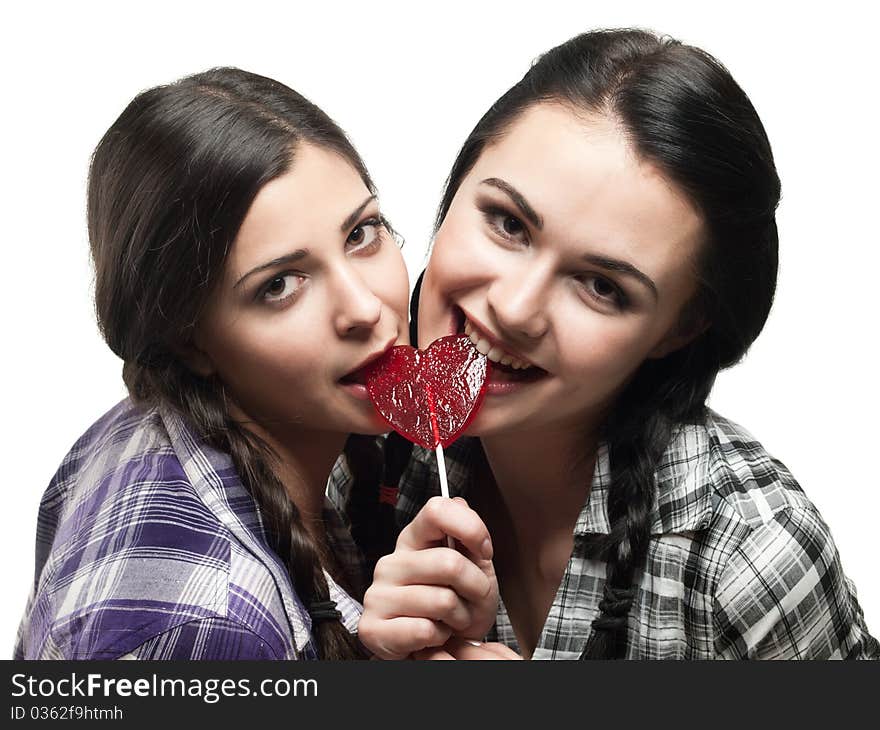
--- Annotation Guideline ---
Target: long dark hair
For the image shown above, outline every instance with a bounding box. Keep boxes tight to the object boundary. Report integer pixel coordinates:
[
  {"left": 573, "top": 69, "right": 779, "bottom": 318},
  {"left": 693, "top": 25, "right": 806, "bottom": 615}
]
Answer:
[
  {"left": 88, "top": 67, "right": 387, "bottom": 659},
  {"left": 430, "top": 29, "right": 781, "bottom": 658}
]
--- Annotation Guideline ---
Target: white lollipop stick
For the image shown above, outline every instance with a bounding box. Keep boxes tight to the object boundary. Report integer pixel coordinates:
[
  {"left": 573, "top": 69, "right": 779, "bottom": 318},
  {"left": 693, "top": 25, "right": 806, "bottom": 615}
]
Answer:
[
  {"left": 434, "top": 443, "right": 455, "bottom": 549},
  {"left": 428, "top": 387, "right": 455, "bottom": 550},
  {"left": 435, "top": 442, "right": 450, "bottom": 500}
]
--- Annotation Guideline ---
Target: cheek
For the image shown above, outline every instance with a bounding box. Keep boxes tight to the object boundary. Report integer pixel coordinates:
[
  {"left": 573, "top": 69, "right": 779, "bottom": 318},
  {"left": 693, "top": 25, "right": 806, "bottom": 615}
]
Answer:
[
  {"left": 205, "top": 309, "right": 327, "bottom": 407},
  {"left": 419, "top": 218, "right": 496, "bottom": 339},
  {"left": 343, "top": 245, "right": 410, "bottom": 340},
  {"left": 374, "top": 248, "right": 411, "bottom": 326},
  {"left": 434, "top": 211, "right": 500, "bottom": 277},
  {"left": 555, "top": 308, "right": 658, "bottom": 383},
  {"left": 418, "top": 247, "right": 466, "bottom": 345}
]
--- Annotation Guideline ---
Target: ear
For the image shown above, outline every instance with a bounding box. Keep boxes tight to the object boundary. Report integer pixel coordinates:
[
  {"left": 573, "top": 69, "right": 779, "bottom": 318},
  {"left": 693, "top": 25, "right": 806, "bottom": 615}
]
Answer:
[
  {"left": 173, "top": 337, "right": 216, "bottom": 378},
  {"left": 646, "top": 315, "right": 709, "bottom": 360}
]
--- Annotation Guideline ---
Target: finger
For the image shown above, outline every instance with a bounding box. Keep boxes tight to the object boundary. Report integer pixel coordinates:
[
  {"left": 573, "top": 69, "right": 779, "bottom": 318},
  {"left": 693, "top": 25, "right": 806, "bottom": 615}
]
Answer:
[
  {"left": 364, "top": 584, "right": 473, "bottom": 633},
  {"left": 445, "top": 638, "right": 521, "bottom": 661},
  {"left": 444, "top": 639, "right": 507, "bottom": 661},
  {"left": 396, "top": 496, "right": 493, "bottom": 560},
  {"left": 357, "top": 616, "right": 452, "bottom": 660},
  {"left": 373, "top": 547, "right": 492, "bottom": 604},
  {"left": 475, "top": 641, "right": 524, "bottom": 660}
]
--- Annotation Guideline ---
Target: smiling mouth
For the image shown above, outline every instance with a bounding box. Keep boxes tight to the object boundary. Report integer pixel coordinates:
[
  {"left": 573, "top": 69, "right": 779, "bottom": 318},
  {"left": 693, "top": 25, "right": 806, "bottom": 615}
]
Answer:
[{"left": 453, "top": 307, "right": 548, "bottom": 380}]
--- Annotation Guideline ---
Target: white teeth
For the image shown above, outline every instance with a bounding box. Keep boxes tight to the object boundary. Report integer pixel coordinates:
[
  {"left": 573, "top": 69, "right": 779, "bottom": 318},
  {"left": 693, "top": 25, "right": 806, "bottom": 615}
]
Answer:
[
  {"left": 463, "top": 316, "right": 532, "bottom": 369},
  {"left": 495, "top": 351, "right": 528, "bottom": 369}
]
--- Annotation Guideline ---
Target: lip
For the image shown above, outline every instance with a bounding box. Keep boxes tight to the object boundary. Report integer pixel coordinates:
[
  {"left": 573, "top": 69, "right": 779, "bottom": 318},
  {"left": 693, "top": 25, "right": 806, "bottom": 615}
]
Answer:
[
  {"left": 485, "top": 378, "right": 542, "bottom": 395},
  {"left": 339, "top": 337, "right": 398, "bottom": 385}
]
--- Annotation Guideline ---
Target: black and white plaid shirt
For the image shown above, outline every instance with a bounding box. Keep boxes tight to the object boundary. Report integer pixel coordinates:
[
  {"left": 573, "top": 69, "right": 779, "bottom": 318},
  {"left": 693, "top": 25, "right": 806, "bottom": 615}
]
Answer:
[{"left": 329, "top": 409, "right": 878, "bottom": 659}]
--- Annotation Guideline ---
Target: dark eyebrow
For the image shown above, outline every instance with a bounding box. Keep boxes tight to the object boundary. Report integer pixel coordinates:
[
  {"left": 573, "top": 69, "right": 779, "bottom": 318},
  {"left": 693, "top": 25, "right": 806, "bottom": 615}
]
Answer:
[
  {"left": 584, "top": 254, "right": 658, "bottom": 300},
  {"left": 480, "top": 178, "right": 544, "bottom": 230},
  {"left": 341, "top": 195, "right": 377, "bottom": 233},
  {"left": 234, "top": 249, "right": 309, "bottom": 289}
]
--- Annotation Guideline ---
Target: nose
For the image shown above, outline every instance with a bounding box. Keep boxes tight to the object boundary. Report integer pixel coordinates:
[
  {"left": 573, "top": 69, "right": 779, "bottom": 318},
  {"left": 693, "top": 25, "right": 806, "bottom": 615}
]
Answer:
[
  {"left": 331, "top": 263, "right": 383, "bottom": 337},
  {"left": 486, "top": 261, "right": 551, "bottom": 340}
]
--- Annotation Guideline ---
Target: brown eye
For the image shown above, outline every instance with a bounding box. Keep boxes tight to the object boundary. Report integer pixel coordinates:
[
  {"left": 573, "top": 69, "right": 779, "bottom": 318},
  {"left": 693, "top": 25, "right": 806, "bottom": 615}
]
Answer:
[
  {"left": 346, "top": 219, "right": 382, "bottom": 253},
  {"left": 592, "top": 277, "right": 615, "bottom": 298},
  {"left": 262, "top": 273, "right": 306, "bottom": 303},
  {"left": 502, "top": 216, "right": 523, "bottom": 236},
  {"left": 266, "top": 277, "right": 286, "bottom": 296},
  {"left": 484, "top": 208, "right": 528, "bottom": 245},
  {"left": 576, "top": 274, "right": 628, "bottom": 311}
]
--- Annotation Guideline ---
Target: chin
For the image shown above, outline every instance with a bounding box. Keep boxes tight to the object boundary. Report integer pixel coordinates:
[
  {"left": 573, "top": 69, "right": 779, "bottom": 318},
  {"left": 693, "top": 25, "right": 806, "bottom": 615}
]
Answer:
[
  {"left": 346, "top": 412, "right": 391, "bottom": 437},
  {"left": 349, "top": 426, "right": 389, "bottom": 437},
  {"left": 462, "top": 410, "right": 504, "bottom": 438}
]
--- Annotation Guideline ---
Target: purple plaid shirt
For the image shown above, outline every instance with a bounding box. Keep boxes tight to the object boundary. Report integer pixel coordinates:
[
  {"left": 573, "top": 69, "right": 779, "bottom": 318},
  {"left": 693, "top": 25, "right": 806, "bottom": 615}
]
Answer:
[{"left": 15, "top": 399, "right": 365, "bottom": 660}]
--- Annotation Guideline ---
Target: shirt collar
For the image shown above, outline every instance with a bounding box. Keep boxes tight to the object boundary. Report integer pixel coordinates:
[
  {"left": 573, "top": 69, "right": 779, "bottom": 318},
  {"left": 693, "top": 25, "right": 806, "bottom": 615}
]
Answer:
[
  {"left": 159, "top": 403, "right": 318, "bottom": 653},
  {"left": 647, "top": 422, "right": 716, "bottom": 535},
  {"left": 445, "top": 422, "right": 715, "bottom": 538},
  {"left": 574, "top": 424, "right": 715, "bottom": 535}
]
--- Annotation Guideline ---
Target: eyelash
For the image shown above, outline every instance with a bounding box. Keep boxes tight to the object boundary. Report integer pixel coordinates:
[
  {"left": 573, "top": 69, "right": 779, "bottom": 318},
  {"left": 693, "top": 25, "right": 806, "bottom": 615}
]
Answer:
[
  {"left": 258, "top": 272, "right": 307, "bottom": 307},
  {"left": 574, "top": 274, "right": 629, "bottom": 311},
  {"left": 480, "top": 205, "right": 529, "bottom": 246},
  {"left": 346, "top": 216, "right": 388, "bottom": 255}
]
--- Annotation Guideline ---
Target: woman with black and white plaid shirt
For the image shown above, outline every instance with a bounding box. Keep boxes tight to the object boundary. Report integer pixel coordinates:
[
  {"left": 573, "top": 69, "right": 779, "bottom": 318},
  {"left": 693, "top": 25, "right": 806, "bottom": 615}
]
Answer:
[{"left": 346, "top": 28, "right": 879, "bottom": 660}]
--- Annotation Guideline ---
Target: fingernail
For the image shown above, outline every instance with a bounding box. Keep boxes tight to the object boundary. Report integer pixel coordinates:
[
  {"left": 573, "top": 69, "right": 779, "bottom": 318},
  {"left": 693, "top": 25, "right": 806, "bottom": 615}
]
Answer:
[
  {"left": 465, "top": 640, "right": 482, "bottom": 647},
  {"left": 481, "top": 538, "right": 493, "bottom": 560}
]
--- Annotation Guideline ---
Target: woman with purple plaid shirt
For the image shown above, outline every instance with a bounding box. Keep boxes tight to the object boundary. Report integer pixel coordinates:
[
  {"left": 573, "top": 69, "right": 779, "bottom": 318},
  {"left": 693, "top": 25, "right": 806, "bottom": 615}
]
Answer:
[
  {"left": 15, "top": 68, "right": 411, "bottom": 659},
  {"left": 352, "top": 29, "right": 879, "bottom": 660}
]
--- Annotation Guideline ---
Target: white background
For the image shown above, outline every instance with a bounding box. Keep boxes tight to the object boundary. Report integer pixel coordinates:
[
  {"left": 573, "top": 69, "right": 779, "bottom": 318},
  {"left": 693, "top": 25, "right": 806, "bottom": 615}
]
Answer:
[{"left": 2, "top": 0, "right": 877, "bottom": 652}]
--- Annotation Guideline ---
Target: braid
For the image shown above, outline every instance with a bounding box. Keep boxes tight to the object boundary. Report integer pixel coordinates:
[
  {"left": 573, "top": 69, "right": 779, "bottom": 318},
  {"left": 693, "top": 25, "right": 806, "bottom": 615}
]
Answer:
[
  {"left": 344, "top": 431, "right": 413, "bottom": 575},
  {"left": 580, "top": 407, "right": 674, "bottom": 659},
  {"left": 423, "top": 29, "right": 780, "bottom": 660},
  {"left": 90, "top": 67, "right": 400, "bottom": 660},
  {"left": 220, "top": 417, "right": 364, "bottom": 659},
  {"left": 128, "top": 363, "right": 364, "bottom": 659},
  {"left": 341, "top": 434, "right": 384, "bottom": 572},
  {"left": 580, "top": 348, "right": 716, "bottom": 659}
]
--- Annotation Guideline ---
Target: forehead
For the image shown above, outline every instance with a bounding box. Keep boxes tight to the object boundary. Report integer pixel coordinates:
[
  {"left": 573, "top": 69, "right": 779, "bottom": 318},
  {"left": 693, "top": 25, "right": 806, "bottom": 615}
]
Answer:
[
  {"left": 470, "top": 103, "right": 705, "bottom": 276},
  {"left": 230, "top": 143, "right": 371, "bottom": 269}
]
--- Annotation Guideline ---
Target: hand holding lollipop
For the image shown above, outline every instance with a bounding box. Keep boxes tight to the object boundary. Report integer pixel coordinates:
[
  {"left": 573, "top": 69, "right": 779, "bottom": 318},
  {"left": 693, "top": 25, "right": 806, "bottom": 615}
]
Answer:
[{"left": 355, "top": 335, "right": 499, "bottom": 658}]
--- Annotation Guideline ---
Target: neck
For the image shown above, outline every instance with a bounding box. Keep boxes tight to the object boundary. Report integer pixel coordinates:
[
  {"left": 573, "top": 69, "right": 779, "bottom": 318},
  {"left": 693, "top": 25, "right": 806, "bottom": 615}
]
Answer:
[
  {"left": 474, "top": 422, "right": 600, "bottom": 658},
  {"left": 478, "top": 423, "right": 600, "bottom": 547},
  {"left": 266, "top": 429, "right": 347, "bottom": 523},
  {"left": 231, "top": 406, "right": 347, "bottom": 526}
]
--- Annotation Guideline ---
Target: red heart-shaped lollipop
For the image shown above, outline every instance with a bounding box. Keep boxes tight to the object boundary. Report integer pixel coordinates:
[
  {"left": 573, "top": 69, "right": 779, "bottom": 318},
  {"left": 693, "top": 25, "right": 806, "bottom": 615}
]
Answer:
[{"left": 364, "top": 335, "right": 490, "bottom": 449}]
